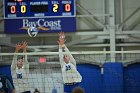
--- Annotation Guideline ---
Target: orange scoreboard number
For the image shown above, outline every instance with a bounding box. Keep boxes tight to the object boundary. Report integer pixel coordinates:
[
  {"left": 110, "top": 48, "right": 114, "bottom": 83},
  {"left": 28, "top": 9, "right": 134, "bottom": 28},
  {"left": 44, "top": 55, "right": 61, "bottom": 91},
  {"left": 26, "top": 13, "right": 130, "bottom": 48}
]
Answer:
[
  {"left": 64, "top": 4, "right": 71, "bottom": 12},
  {"left": 8, "top": 5, "right": 26, "bottom": 14},
  {"left": 10, "top": 6, "right": 16, "bottom": 14}
]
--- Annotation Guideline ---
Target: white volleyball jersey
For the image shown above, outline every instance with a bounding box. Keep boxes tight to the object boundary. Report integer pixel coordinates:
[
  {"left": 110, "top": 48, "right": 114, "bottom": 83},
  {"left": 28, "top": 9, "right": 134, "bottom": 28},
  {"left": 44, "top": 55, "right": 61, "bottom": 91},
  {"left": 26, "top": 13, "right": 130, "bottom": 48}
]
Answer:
[
  {"left": 59, "top": 45, "right": 82, "bottom": 84},
  {"left": 11, "top": 54, "right": 30, "bottom": 93},
  {"left": 62, "top": 63, "right": 82, "bottom": 84}
]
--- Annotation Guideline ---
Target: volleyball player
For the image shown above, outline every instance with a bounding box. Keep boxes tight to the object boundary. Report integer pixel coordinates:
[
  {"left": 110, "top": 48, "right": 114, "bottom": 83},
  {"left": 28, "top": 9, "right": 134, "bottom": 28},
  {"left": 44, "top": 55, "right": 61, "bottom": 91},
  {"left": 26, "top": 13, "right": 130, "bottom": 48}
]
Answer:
[
  {"left": 0, "top": 74, "right": 16, "bottom": 93},
  {"left": 11, "top": 41, "right": 31, "bottom": 93},
  {"left": 58, "top": 32, "right": 82, "bottom": 84},
  {"left": 33, "top": 88, "right": 40, "bottom": 93}
]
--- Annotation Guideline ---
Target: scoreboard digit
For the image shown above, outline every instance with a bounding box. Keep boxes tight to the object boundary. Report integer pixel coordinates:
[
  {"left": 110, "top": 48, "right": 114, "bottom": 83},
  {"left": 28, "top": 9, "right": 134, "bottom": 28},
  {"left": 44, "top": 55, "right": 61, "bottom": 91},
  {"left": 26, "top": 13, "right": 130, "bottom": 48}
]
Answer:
[
  {"left": 4, "top": 0, "right": 75, "bottom": 18},
  {"left": 53, "top": 4, "right": 58, "bottom": 12},
  {"left": 8, "top": 6, "right": 16, "bottom": 14},
  {"left": 64, "top": 4, "right": 71, "bottom": 12},
  {"left": 21, "top": 5, "right": 26, "bottom": 13}
]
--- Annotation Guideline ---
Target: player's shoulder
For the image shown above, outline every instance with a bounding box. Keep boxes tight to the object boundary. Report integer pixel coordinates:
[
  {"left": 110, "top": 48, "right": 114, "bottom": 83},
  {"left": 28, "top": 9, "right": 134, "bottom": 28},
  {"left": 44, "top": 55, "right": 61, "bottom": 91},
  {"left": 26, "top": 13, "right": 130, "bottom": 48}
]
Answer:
[
  {"left": 0, "top": 74, "right": 7, "bottom": 81},
  {"left": 69, "top": 63, "right": 75, "bottom": 67},
  {"left": 67, "top": 63, "right": 73, "bottom": 65}
]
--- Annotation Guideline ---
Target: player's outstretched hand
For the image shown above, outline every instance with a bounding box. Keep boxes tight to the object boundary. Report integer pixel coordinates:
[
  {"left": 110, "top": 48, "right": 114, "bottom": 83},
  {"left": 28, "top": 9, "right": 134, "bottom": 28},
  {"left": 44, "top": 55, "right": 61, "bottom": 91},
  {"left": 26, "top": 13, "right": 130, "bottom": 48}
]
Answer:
[
  {"left": 21, "top": 41, "right": 28, "bottom": 52},
  {"left": 57, "top": 39, "right": 66, "bottom": 48},
  {"left": 58, "top": 32, "right": 65, "bottom": 40},
  {"left": 58, "top": 32, "right": 66, "bottom": 48},
  {"left": 15, "top": 43, "right": 22, "bottom": 53}
]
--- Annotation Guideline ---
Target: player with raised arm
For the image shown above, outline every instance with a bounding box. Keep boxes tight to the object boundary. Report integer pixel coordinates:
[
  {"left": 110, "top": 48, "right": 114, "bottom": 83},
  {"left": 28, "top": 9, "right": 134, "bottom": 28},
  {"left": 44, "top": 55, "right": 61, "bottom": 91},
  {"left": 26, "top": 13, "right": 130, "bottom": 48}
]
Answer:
[
  {"left": 58, "top": 32, "right": 82, "bottom": 85},
  {"left": 11, "top": 41, "right": 31, "bottom": 93}
]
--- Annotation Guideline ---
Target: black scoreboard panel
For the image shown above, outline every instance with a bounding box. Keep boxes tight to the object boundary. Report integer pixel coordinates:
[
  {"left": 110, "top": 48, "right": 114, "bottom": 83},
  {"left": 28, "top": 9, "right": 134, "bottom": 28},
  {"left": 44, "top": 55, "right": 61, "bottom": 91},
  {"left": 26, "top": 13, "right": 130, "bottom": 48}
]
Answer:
[{"left": 4, "top": 0, "right": 75, "bottom": 18}]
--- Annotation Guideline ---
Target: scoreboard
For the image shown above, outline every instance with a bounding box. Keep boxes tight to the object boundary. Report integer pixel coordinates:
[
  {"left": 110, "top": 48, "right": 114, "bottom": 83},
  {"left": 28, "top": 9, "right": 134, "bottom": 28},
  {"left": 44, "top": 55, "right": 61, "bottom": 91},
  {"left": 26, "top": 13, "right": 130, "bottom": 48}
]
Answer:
[
  {"left": 4, "top": 0, "right": 76, "bottom": 18},
  {"left": 4, "top": 0, "right": 76, "bottom": 34}
]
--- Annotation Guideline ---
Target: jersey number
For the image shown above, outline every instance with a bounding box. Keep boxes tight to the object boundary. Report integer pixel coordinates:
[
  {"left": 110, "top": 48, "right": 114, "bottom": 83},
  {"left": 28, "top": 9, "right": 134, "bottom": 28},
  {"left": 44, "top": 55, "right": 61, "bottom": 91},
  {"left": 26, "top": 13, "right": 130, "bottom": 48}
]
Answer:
[
  {"left": 17, "top": 73, "right": 22, "bottom": 79},
  {"left": 66, "top": 65, "right": 71, "bottom": 71}
]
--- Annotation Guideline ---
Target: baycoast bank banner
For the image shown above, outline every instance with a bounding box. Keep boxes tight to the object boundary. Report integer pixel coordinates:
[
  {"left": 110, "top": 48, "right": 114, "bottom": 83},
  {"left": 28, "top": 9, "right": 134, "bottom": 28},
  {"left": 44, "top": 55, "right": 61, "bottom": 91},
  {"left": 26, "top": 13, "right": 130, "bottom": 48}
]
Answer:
[{"left": 4, "top": 17, "right": 76, "bottom": 34}]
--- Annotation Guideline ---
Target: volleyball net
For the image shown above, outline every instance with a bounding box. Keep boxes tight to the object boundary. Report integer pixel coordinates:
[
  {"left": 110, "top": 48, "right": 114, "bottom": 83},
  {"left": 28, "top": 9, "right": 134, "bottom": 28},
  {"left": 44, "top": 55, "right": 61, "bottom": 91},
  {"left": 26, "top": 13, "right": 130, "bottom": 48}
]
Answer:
[{"left": 0, "top": 51, "right": 140, "bottom": 93}]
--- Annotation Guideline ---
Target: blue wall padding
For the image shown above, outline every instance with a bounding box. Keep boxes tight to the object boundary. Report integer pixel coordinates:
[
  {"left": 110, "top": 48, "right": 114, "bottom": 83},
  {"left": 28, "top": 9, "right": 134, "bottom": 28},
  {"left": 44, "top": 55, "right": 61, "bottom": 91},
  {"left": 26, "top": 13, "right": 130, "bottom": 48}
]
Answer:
[
  {"left": 103, "top": 63, "right": 123, "bottom": 93},
  {"left": 64, "top": 64, "right": 102, "bottom": 93},
  {"left": 0, "top": 65, "right": 12, "bottom": 80},
  {"left": 124, "top": 63, "right": 140, "bottom": 93}
]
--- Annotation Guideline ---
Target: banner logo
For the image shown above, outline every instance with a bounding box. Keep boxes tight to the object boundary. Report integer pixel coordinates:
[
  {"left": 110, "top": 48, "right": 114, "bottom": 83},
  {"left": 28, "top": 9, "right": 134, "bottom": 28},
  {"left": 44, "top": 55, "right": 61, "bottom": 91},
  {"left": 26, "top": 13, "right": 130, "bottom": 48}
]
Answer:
[
  {"left": 20, "top": 19, "right": 61, "bottom": 37},
  {"left": 27, "top": 27, "right": 38, "bottom": 37},
  {"left": 20, "top": 26, "right": 49, "bottom": 37}
]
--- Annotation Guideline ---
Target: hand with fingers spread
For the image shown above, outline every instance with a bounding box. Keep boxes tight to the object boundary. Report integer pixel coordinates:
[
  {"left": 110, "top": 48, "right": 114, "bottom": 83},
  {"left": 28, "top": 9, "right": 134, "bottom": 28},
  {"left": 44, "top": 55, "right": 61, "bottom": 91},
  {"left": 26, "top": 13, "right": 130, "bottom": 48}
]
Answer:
[
  {"left": 58, "top": 32, "right": 66, "bottom": 48},
  {"left": 15, "top": 43, "right": 22, "bottom": 53},
  {"left": 57, "top": 38, "right": 66, "bottom": 48},
  {"left": 21, "top": 41, "right": 28, "bottom": 52},
  {"left": 58, "top": 32, "right": 65, "bottom": 40}
]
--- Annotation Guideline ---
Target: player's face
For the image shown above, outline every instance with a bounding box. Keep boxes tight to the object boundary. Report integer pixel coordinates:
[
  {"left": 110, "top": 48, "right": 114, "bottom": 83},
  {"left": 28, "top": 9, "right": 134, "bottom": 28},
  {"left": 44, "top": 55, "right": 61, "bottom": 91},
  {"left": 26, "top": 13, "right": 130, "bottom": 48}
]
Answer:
[
  {"left": 64, "top": 55, "right": 70, "bottom": 64},
  {"left": 17, "top": 59, "right": 23, "bottom": 68}
]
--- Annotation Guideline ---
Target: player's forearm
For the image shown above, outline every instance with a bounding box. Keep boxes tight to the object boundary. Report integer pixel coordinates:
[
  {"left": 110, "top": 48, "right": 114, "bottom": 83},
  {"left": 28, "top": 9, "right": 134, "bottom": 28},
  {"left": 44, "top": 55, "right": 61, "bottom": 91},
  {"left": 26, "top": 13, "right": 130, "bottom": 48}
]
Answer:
[
  {"left": 63, "top": 45, "right": 72, "bottom": 56},
  {"left": 23, "top": 52, "right": 30, "bottom": 73},
  {"left": 64, "top": 45, "right": 76, "bottom": 65},
  {"left": 59, "top": 46, "right": 65, "bottom": 66},
  {"left": 24, "top": 56, "right": 29, "bottom": 65},
  {"left": 20, "top": 50, "right": 29, "bottom": 73},
  {"left": 23, "top": 51, "right": 28, "bottom": 64},
  {"left": 11, "top": 53, "right": 17, "bottom": 70}
]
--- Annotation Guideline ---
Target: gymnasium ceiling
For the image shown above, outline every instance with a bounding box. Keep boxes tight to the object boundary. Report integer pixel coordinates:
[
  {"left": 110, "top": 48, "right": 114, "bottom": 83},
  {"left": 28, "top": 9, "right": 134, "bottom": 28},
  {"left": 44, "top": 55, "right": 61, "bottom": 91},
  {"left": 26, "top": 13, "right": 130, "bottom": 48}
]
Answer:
[{"left": 0, "top": 0, "right": 140, "bottom": 53}]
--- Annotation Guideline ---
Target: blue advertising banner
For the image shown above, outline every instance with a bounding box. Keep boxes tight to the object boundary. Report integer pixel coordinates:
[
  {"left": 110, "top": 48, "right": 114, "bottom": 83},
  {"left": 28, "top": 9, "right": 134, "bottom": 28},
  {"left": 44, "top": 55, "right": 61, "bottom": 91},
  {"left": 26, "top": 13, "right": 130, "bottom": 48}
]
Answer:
[{"left": 4, "top": 17, "right": 76, "bottom": 35}]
